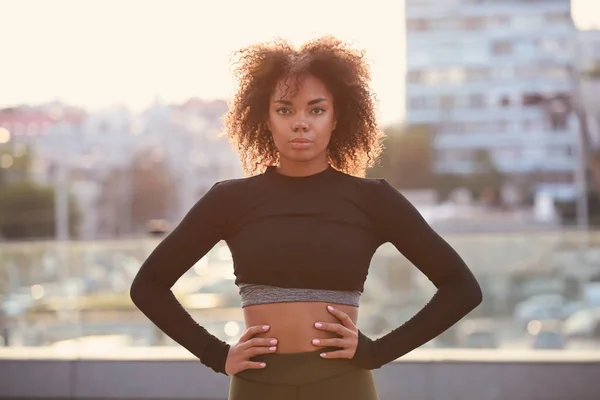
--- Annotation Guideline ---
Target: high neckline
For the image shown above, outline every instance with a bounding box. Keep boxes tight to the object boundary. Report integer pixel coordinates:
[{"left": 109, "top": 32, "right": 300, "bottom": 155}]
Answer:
[{"left": 265, "top": 164, "right": 334, "bottom": 181}]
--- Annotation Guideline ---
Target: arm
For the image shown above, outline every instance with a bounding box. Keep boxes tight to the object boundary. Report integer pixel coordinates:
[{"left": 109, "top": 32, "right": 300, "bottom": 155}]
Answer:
[
  {"left": 352, "top": 179, "right": 482, "bottom": 369},
  {"left": 130, "top": 182, "right": 231, "bottom": 374}
]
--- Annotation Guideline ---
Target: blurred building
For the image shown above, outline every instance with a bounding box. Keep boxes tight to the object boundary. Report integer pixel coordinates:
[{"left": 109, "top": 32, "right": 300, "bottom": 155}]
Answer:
[
  {"left": 0, "top": 98, "right": 241, "bottom": 240},
  {"left": 405, "top": 0, "right": 579, "bottom": 202},
  {"left": 575, "top": 28, "right": 600, "bottom": 147},
  {"left": 141, "top": 98, "right": 243, "bottom": 224}
]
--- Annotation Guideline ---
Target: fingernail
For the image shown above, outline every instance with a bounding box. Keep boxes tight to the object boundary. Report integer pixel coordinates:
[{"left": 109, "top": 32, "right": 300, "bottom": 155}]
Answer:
[
  {"left": 260, "top": 362, "right": 266, "bottom": 367},
  {"left": 269, "top": 346, "right": 276, "bottom": 351},
  {"left": 327, "top": 306, "right": 333, "bottom": 311},
  {"left": 270, "top": 339, "right": 277, "bottom": 345},
  {"left": 315, "top": 322, "right": 322, "bottom": 328},
  {"left": 312, "top": 339, "right": 320, "bottom": 345},
  {"left": 262, "top": 325, "right": 270, "bottom": 330},
  {"left": 320, "top": 353, "right": 326, "bottom": 358}
]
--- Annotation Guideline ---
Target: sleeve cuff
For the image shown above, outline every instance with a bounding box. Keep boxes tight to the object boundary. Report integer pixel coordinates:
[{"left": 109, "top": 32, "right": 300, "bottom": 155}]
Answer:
[
  {"left": 351, "top": 330, "right": 380, "bottom": 370},
  {"left": 202, "top": 340, "right": 231, "bottom": 375}
]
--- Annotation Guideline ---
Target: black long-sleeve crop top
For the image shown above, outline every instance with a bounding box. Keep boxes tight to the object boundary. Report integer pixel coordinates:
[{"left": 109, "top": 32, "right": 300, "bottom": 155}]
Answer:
[{"left": 130, "top": 165, "right": 482, "bottom": 374}]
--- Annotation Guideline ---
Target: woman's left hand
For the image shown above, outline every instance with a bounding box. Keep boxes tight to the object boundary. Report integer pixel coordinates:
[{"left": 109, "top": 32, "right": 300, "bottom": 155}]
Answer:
[{"left": 312, "top": 305, "right": 358, "bottom": 359}]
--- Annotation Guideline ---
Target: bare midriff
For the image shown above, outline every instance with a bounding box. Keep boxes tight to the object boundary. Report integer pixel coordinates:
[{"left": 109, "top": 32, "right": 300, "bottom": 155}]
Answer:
[{"left": 243, "top": 302, "right": 359, "bottom": 353}]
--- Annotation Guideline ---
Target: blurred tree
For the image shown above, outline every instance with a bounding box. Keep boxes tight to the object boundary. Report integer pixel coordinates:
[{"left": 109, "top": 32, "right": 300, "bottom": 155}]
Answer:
[
  {"left": 0, "top": 181, "right": 80, "bottom": 240},
  {"left": 468, "top": 148, "right": 505, "bottom": 201},
  {"left": 367, "top": 124, "right": 435, "bottom": 189},
  {"left": 573, "top": 64, "right": 600, "bottom": 219},
  {"left": 130, "top": 148, "right": 178, "bottom": 233},
  {"left": 434, "top": 149, "right": 505, "bottom": 205},
  {"left": 0, "top": 144, "right": 33, "bottom": 187},
  {"left": 101, "top": 147, "right": 177, "bottom": 236},
  {"left": 582, "top": 62, "right": 600, "bottom": 80}
]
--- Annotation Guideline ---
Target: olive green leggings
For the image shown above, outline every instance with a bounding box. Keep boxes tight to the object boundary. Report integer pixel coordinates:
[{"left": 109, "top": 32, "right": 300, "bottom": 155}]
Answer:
[{"left": 228, "top": 348, "right": 379, "bottom": 400}]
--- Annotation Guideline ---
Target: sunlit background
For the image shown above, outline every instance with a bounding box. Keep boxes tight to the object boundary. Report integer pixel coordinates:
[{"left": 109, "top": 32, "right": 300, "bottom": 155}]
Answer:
[{"left": 2, "top": 0, "right": 600, "bottom": 398}]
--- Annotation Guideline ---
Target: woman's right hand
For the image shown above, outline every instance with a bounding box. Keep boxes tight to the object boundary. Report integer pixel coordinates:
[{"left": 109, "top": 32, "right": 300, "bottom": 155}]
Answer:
[{"left": 225, "top": 325, "right": 278, "bottom": 375}]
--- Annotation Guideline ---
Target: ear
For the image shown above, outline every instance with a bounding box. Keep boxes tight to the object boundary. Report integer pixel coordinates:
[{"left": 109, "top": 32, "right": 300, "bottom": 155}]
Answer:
[
  {"left": 266, "top": 120, "right": 272, "bottom": 132},
  {"left": 332, "top": 119, "right": 337, "bottom": 131}
]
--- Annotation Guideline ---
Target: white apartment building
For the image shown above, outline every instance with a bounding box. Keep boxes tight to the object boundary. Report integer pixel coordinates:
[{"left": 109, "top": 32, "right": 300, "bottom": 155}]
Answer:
[{"left": 405, "top": 0, "right": 579, "bottom": 201}]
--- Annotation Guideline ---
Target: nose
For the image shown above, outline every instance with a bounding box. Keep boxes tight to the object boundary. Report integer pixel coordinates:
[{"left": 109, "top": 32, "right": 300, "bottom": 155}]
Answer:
[{"left": 292, "top": 119, "right": 309, "bottom": 132}]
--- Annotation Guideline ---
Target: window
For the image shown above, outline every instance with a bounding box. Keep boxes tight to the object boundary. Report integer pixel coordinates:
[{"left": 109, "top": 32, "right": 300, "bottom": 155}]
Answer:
[
  {"left": 515, "top": 66, "right": 537, "bottom": 79},
  {"left": 469, "top": 94, "right": 485, "bottom": 108},
  {"left": 512, "top": 15, "right": 543, "bottom": 29},
  {"left": 462, "top": 17, "right": 485, "bottom": 30},
  {"left": 466, "top": 67, "right": 490, "bottom": 81},
  {"left": 407, "top": 70, "right": 423, "bottom": 83},
  {"left": 409, "top": 96, "right": 429, "bottom": 109},
  {"left": 431, "top": 18, "right": 458, "bottom": 31},
  {"left": 541, "top": 171, "right": 573, "bottom": 184},
  {"left": 545, "top": 12, "right": 572, "bottom": 24},
  {"left": 423, "top": 70, "right": 444, "bottom": 85},
  {"left": 545, "top": 97, "right": 571, "bottom": 131},
  {"left": 438, "top": 42, "right": 460, "bottom": 60},
  {"left": 544, "top": 66, "right": 568, "bottom": 79},
  {"left": 488, "top": 15, "right": 510, "bottom": 28},
  {"left": 494, "top": 148, "right": 521, "bottom": 159},
  {"left": 522, "top": 93, "right": 544, "bottom": 106},
  {"left": 447, "top": 67, "right": 466, "bottom": 84},
  {"left": 492, "top": 67, "right": 513, "bottom": 80},
  {"left": 499, "top": 120, "right": 508, "bottom": 132},
  {"left": 539, "top": 38, "right": 566, "bottom": 53},
  {"left": 406, "top": 19, "right": 431, "bottom": 32},
  {"left": 492, "top": 40, "right": 512, "bottom": 55},
  {"left": 439, "top": 95, "right": 455, "bottom": 110}
]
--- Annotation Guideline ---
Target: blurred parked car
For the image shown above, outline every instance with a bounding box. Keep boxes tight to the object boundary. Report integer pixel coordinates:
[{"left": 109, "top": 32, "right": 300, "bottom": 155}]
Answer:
[
  {"left": 563, "top": 308, "right": 600, "bottom": 340},
  {"left": 515, "top": 294, "right": 581, "bottom": 326},
  {"left": 457, "top": 319, "right": 498, "bottom": 349},
  {"left": 527, "top": 319, "right": 566, "bottom": 350}
]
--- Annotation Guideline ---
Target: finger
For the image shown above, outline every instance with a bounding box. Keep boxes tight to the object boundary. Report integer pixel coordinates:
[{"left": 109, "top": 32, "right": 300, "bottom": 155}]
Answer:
[
  {"left": 246, "top": 345, "right": 277, "bottom": 357},
  {"left": 311, "top": 337, "right": 346, "bottom": 348},
  {"left": 241, "top": 361, "right": 267, "bottom": 371},
  {"left": 314, "top": 322, "right": 349, "bottom": 336},
  {"left": 319, "top": 349, "right": 354, "bottom": 359},
  {"left": 326, "top": 306, "right": 355, "bottom": 329},
  {"left": 242, "top": 337, "right": 278, "bottom": 349},
  {"left": 239, "top": 325, "right": 270, "bottom": 342}
]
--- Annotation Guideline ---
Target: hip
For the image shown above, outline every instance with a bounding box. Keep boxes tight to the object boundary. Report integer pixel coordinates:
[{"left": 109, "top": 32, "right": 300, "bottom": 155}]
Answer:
[{"left": 228, "top": 348, "right": 379, "bottom": 400}]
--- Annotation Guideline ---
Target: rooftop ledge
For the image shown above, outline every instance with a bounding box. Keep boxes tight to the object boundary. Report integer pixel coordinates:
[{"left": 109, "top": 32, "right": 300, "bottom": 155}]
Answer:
[{"left": 2, "top": 346, "right": 600, "bottom": 363}]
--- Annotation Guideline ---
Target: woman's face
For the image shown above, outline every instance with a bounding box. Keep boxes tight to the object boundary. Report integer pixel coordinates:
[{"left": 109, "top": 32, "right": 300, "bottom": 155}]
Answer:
[{"left": 267, "top": 74, "right": 337, "bottom": 166}]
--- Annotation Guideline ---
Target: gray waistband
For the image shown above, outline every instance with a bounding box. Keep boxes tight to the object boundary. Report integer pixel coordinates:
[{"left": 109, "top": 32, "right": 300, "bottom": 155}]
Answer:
[{"left": 238, "top": 284, "right": 361, "bottom": 308}]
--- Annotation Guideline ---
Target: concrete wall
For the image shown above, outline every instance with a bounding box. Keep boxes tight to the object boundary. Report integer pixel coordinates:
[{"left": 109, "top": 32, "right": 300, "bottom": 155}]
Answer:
[{"left": 1, "top": 349, "right": 599, "bottom": 400}]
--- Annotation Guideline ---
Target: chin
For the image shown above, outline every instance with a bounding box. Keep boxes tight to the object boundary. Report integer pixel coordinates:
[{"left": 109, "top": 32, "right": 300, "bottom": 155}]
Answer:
[{"left": 283, "top": 152, "right": 320, "bottom": 163}]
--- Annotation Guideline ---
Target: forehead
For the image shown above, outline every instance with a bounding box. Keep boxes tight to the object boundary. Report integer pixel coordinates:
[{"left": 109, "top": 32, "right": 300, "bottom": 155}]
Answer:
[{"left": 270, "top": 74, "right": 332, "bottom": 101}]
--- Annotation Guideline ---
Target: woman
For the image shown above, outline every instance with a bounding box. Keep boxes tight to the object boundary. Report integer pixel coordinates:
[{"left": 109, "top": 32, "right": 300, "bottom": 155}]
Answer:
[{"left": 130, "top": 36, "right": 482, "bottom": 400}]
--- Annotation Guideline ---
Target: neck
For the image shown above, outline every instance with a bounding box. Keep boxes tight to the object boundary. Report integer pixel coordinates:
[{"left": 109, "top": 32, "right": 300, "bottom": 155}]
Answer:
[{"left": 276, "top": 158, "right": 329, "bottom": 177}]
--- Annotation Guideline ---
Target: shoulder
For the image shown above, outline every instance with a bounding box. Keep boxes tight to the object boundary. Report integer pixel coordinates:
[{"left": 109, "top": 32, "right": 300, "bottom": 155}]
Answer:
[
  {"left": 212, "top": 173, "right": 264, "bottom": 192},
  {"left": 202, "top": 173, "right": 267, "bottom": 206},
  {"left": 332, "top": 170, "right": 415, "bottom": 217},
  {"left": 331, "top": 169, "right": 396, "bottom": 196}
]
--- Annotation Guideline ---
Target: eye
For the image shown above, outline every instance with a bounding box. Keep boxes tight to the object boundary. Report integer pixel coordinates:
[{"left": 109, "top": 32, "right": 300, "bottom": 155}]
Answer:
[
  {"left": 275, "top": 108, "right": 291, "bottom": 115},
  {"left": 311, "top": 108, "right": 326, "bottom": 115}
]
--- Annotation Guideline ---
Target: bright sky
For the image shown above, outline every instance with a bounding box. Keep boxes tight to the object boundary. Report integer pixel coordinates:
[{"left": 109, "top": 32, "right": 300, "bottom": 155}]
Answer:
[{"left": 0, "top": 0, "right": 598, "bottom": 125}]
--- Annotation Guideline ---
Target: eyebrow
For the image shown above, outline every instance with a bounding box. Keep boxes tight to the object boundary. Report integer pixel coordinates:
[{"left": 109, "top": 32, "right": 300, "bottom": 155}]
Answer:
[{"left": 273, "top": 98, "right": 328, "bottom": 106}]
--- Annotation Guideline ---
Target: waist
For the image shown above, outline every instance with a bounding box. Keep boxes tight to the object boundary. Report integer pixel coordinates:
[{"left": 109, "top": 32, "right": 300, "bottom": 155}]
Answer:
[
  {"left": 235, "top": 347, "right": 362, "bottom": 385},
  {"left": 238, "top": 283, "right": 361, "bottom": 308},
  {"left": 243, "top": 301, "right": 359, "bottom": 353}
]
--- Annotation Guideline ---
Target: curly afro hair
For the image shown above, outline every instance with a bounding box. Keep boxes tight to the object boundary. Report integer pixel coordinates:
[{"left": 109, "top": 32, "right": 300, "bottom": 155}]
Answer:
[{"left": 224, "top": 36, "right": 384, "bottom": 177}]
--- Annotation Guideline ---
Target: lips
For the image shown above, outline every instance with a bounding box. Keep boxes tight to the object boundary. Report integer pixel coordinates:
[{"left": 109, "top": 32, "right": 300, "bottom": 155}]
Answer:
[
  {"left": 290, "top": 138, "right": 313, "bottom": 143},
  {"left": 289, "top": 138, "right": 314, "bottom": 149}
]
